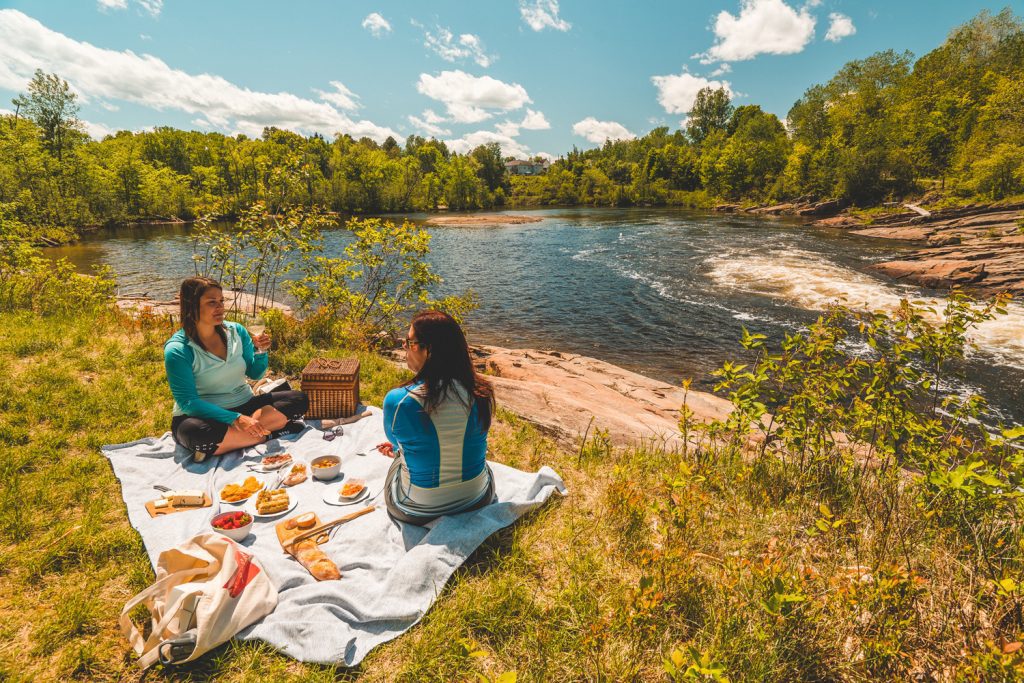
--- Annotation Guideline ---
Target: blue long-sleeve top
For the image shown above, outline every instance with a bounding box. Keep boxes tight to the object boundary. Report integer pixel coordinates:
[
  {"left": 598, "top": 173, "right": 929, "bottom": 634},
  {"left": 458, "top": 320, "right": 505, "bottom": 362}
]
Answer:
[
  {"left": 383, "top": 381, "right": 488, "bottom": 489},
  {"left": 164, "top": 321, "right": 267, "bottom": 424}
]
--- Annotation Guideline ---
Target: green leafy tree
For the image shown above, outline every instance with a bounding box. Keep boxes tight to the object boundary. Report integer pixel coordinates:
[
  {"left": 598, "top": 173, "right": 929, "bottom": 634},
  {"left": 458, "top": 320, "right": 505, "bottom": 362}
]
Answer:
[
  {"left": 14, "top": 69, "right": 83, "bottom": 161},
  {"left": 471, "top": 142, "right": 507, "bottom": 193},
  {"left": 442, "top": 155, "right": 484, "bottom": 210},
  {"left": 687, "top": 87, "right": 733, "bottom": 145}
]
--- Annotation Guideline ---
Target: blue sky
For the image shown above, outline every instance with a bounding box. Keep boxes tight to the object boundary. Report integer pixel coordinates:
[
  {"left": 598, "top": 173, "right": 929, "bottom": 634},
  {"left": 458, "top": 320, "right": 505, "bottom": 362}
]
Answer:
[{"left": 0, "top": 0, "right": 1013, "bottom": 158}]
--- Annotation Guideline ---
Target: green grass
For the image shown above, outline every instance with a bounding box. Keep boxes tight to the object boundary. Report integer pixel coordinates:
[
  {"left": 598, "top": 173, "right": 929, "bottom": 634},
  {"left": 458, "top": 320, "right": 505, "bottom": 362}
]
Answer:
[{"left": 0, "top": 307, "right": 1021, "bottom": 681}]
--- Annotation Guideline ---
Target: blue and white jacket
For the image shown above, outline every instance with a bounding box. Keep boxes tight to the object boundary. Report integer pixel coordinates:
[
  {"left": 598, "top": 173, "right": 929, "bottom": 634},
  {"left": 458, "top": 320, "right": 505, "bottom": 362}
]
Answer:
[{"left": 383, "top": 381, "right": 491, "bottom": 516}]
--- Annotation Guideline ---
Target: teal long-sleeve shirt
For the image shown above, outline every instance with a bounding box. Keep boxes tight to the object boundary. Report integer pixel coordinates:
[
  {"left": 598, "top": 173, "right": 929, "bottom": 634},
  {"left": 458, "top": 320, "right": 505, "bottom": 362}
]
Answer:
[{"left": 164, "top": 322, "right": 268, "bottom": 424}]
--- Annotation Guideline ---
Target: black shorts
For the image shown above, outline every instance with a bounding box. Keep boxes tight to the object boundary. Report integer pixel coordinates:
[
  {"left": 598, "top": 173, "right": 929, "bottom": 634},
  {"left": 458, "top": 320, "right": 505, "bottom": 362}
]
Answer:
[{"left": 170, "top": 390, "right": 308, "bottom": 454}]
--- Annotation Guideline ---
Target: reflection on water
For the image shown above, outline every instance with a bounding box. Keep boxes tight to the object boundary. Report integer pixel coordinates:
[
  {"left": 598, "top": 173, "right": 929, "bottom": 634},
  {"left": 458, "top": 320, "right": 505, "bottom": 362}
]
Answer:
[{"left": 45, "top": 208, "right": 1023, "bottom": 423}]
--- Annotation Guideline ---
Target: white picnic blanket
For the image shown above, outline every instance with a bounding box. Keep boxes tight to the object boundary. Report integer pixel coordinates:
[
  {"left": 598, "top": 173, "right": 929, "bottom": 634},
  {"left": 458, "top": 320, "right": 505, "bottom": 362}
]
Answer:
[{"left": 102, "top": 407, "right": 566, "bottom": 666}]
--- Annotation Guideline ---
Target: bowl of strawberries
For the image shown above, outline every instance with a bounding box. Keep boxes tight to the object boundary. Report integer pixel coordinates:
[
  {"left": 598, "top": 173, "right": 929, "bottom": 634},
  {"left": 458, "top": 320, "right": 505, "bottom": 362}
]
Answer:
[{"left": 211, "top": 510, "right": 253, "bottom": 541}]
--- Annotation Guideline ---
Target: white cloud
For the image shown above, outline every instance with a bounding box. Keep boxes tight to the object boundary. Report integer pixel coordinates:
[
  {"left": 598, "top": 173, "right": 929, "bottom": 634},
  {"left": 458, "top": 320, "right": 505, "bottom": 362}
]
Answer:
[
  {"left": 421, "top": 109, "right": 446, "bottom": 125},
  {"left": 82, "top": 118, "right": 115, "bottom": 139},
  {"left": 572, "top": 117, "right": 635, "bottom": 144},
  {"left": 101, "top": 0, "right": 161, "bottom": 17},
  {"left": 445, "top": 129, "right": 530, "bottom": 158},
  {"left": 0, "top": 10, "right": 399, "bottom": 142},
  {"left": 709, "top": 63, "right": 732, "bottom": 77},
  {"left": 362, "top": 12, "right": 391, "bottom": 37},
  {"left": 423, "top": 26, "right": 494, "bottom": 68},
  {"left": 496, "top": 108, "right": 551, "bottom": 138},
  {"left": 520, "top": 108, "right": 550, "bottom": 130},
  {"left": 696, "top": 0, "right": 815, "bottom": 63},
  {"left": 139, "top": 33, "right": 151, "bottom": 41},
  {"left": 651, "top": 71, "right": 734, "bottom": 114},
  {"left": 825, "top": 13, "right": 856, "bottom": 42},
  {"left": 495, "top": 120, "right": 520, "bottom": 138},
  {"left": 137, "top": 0, "right": 162, "bottom": 17},
  {"left": 314, "top": 81, "right": 360, "bottom": 110},
  {"left": 408, "top": 111, "right": 451, "bottom": 137},
  {"left": 534, "top": 151, "right": 555, "bottom": 162},
  {"left": 520, "top": 0, "right": 571, "bottom": 32},
  {"left": 416, "top": 70, "right": 530, "bottom": 123}
]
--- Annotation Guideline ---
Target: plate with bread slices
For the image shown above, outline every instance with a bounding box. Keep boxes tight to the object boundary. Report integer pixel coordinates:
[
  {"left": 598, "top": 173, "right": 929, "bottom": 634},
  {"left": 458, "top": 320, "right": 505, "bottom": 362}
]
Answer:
[
  {"left": 281, "top": 463, "right": 308, "bottom": 487},
  {"left": 245, "top": 488, "right": 297, "bottom": 518}
]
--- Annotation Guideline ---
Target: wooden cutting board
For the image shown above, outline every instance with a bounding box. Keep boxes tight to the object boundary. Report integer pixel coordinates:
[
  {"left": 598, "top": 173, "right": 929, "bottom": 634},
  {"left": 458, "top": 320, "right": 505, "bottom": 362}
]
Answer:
[
  {"left": 275, "top": 507, "right": 377, "bottom": 553},
  {"left": 145, "top": 493, "right": 213, "bottom": 518},
  {"left": 275, "top": 513, "right": 325, "bottom": 550}
]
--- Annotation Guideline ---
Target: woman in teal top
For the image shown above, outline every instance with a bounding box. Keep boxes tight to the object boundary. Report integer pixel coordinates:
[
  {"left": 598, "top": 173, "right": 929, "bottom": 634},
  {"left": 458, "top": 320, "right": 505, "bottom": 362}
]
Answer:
[{"left": 164, "top": 277, "right": 308, "bottom": 461}]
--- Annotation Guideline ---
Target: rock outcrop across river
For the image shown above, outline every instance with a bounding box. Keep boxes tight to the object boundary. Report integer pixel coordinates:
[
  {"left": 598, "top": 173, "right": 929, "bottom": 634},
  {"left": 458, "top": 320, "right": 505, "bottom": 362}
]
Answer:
[{"left": 813, "top": 202, "right": 1024, "bottom": 294}]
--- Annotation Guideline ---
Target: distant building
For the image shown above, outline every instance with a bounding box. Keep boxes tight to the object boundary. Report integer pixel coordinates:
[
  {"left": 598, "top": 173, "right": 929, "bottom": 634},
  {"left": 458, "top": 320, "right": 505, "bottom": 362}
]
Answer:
[{"left": 505, "top": 159, "right": 550, "bottom": 176}]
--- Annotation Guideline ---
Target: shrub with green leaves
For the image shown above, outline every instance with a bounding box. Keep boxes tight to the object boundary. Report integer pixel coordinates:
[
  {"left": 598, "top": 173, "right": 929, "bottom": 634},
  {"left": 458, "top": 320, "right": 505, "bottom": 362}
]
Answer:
[
  {"left": 191, "top": 201, "right": 333, "bottom": 316},
  {"left": 287, "top": 216, "right": 477, "bottom": 343},
  {"left": 0, "top": 203, "right": 113, "bottom": 314}
]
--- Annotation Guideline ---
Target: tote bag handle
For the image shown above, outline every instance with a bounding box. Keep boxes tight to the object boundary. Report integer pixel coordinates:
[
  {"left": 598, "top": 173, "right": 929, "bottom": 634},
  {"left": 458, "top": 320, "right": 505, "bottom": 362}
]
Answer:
[{"left": 118, "top": 566, "right": 210, "bottom": 665}]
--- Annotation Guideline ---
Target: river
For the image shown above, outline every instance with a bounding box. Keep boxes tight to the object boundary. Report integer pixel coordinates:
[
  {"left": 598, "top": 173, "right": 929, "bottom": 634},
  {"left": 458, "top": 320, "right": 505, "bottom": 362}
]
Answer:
[{"left": 44, "top": 208, "right": 1024, "bottom": 425}]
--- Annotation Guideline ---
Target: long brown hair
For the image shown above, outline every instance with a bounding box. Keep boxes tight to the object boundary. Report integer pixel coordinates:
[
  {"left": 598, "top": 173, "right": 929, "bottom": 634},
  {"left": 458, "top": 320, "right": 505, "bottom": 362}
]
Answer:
[
  {"left": 179, "top": 276, "right": 226, "bottom": 350},
  {"left": 406, "top": 310, "right": 494, "bottom": 430}
]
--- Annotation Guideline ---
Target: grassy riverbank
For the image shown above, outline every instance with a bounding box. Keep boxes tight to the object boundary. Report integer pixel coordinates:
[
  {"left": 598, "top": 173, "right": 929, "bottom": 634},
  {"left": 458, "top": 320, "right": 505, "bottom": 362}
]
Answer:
[{"left": 1, "top": 304, "right": 1022, "bottom": 681}]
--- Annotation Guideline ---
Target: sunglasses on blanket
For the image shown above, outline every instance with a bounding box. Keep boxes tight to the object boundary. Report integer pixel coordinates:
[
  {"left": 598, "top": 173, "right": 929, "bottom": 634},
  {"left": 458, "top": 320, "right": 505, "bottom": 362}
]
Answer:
[{"left": 322, "top": 425, "right": 344, "bottom": 441}]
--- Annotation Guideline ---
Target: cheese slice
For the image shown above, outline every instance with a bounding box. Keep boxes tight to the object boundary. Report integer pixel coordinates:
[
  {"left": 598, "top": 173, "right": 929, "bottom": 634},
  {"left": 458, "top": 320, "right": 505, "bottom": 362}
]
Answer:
[
  {"left": 153, "top": 498, "right": 170, "bottom": 509},
  {"left": 168, "top": 490, "right": 205, "bottom": 506}
]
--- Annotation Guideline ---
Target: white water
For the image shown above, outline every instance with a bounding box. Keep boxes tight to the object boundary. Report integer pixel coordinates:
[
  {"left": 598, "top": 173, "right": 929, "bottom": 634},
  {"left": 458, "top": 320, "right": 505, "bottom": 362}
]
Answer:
[{"left": 705, "top": 249, "right": 1024, "bottom": 371}]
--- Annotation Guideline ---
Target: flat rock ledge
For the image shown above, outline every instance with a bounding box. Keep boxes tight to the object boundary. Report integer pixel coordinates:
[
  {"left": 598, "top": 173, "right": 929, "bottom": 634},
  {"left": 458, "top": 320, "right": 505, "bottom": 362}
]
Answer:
[
  {"left": 715, "top": 197, "right": 846, "bottom": 217},
  {"left": 813, "top": 202, "right": 1024, "bottom": 294},
  {"left": 116, "top": 290, "right": 292, "bottom": 319},
  {"left": 423, "top": 214, "right": 543, "bottom": 227},
  {"left": 469, "top": 345, "right": 733, "bottom": 450}
]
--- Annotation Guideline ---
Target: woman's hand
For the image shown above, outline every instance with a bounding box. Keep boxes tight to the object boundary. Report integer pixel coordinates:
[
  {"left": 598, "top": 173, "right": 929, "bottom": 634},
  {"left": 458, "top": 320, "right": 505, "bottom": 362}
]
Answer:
[
  {"left": 252, "top": 333, "right": 272, "bottom": 353},
  {"left": 376, "top": 442, "right": 395, "bottom": 458},
  {"left": 235, "top": 414, "right": 270, "bottom": 438}
]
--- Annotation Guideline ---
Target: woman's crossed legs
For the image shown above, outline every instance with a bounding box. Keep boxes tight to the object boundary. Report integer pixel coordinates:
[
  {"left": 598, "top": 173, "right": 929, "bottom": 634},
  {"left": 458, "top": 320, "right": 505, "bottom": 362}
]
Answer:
[{"left": 171, "top": 390, "right": 308, "bottom": 458}]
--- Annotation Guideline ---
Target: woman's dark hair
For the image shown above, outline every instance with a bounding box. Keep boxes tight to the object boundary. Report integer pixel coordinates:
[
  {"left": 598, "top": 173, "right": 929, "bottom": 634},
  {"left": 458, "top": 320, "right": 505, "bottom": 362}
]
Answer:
[
  {"left": 179, "top": 276, "right": 226, "bottom": 350},
  {"left": 406, "top": 310, "right": 494, "bottom": 430}
]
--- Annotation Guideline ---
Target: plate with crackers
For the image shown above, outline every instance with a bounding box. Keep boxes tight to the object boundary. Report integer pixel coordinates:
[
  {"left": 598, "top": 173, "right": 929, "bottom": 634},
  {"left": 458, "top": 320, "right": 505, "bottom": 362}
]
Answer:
[
  {"left": 219, "top": 476, "right": 264, "bottom": 504},
  {"left": 245, "top": 488, "right": 297, "bottom": 518}
]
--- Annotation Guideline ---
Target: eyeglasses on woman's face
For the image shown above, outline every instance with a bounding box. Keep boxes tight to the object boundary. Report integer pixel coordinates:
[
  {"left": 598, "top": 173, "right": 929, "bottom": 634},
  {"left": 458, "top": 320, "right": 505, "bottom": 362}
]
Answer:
[{"left": 402, "top": 337, "right": 420, "bottom": 349}]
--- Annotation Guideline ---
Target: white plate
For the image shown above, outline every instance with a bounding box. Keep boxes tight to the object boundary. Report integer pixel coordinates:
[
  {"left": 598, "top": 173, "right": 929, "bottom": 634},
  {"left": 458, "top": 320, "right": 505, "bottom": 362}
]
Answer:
[
  {"left": 244, "top": 494, "right": 298, "bottom": 519},
  {"left": 248, "top": 456, "right": 294, "bottom": 473},
  {"left": 218, "top": 485, "right": 264, "bottom": 505},
  {"left": 322, "top": 486, "right": 370, "bottom": 506}
]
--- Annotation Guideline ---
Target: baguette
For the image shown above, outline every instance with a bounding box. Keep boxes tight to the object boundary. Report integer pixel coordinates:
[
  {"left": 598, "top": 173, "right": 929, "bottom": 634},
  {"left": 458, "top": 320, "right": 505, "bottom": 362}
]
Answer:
[{"left": 292, "top": 539, "right": 340, "bottom": 580}]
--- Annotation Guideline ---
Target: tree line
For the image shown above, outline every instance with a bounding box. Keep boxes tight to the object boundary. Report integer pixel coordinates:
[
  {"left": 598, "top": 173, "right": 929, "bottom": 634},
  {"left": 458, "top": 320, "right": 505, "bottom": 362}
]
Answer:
[
  {"left": 521, "top": 9, "right": 1024, "bottom": 208},
  {"left": 1, "top": 9, "right": 1022, "bottom": 234}
]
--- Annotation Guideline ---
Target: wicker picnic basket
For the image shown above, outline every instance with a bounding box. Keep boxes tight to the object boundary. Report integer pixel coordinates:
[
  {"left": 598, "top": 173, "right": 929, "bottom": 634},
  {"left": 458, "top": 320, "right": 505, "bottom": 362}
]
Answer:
[{"left": 300, "top": 357, "right": 360, "bottom": 418}]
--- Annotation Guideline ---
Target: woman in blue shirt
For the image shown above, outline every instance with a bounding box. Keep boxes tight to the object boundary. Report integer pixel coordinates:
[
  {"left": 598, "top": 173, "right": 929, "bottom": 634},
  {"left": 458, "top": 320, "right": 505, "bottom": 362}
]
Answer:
[
  {"left": 164, "top": 277, "right": 308, "bottom": 461},
  {"left": 381, "top": 310, "right": 496, "bottom": 525}
]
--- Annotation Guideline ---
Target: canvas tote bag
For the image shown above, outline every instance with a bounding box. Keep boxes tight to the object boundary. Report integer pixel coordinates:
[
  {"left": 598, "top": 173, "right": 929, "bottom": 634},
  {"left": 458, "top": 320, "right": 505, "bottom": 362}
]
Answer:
[{"left": 119, "top": 532, "right": 278, "bottom": 668}]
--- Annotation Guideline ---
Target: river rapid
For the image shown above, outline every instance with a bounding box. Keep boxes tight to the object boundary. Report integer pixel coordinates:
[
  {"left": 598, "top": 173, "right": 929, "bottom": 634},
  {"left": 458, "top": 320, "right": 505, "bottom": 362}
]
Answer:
[{"left": 44, "top": 208, "right": 1024, "bottom": 425}]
